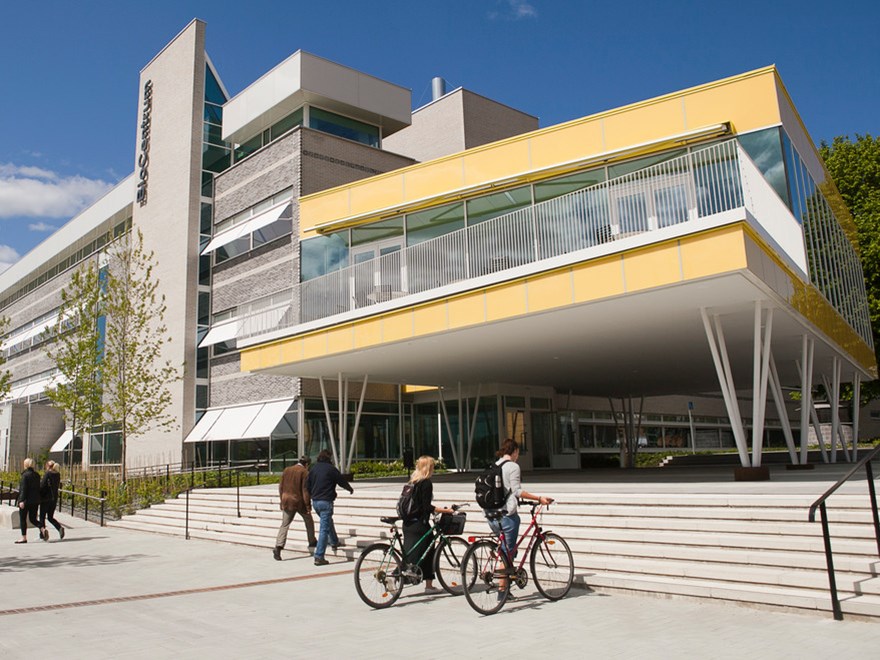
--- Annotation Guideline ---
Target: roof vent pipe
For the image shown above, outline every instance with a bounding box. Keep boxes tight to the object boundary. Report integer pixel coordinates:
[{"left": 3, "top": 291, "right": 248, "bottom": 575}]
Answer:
[{"left": 431, "top": 77, "right": 447, "bottom": 101}]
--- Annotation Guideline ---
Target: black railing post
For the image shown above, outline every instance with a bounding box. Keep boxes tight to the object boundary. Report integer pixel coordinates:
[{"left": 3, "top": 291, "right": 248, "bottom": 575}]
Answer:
[
  {"left": 100, "top": 490, "right": 106, "bottom": 527},
  {"left": 236, "top": 470, "right": 241, "bottom": 518},
  {"left": 166, "top": 463, "right": 170, "bottom": 488},
  {"left": 819, "top": 502, "right": 843, "bottom": 621},
  {"left": 190, "top": 461, "right": 194, "bottom": 489},
  {"left": 185, "top": 487, "right": 190, "bottom": 540},
  {"left": 84, "top": 485, "right": 89, "bottom": 523},
  {"left": 866, "top": 460, "right": 880, "bottom": 556},
  {"left": 71, "top": 480, "right": 76, "bottom": 515},
  {"left": 256, "top": 462, "right": 261, "bottom": 486}
]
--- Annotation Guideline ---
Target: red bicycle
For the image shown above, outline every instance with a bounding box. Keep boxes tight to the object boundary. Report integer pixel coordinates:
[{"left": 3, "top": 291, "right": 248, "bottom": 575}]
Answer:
[{"left": 460, "top": 500, "right": 574, "bottom": 615}]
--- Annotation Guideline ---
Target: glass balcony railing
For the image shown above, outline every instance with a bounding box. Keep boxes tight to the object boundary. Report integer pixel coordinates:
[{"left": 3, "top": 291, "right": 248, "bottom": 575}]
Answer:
[{"left": 232, "top": 140, "right": 872, "bottom": 349}]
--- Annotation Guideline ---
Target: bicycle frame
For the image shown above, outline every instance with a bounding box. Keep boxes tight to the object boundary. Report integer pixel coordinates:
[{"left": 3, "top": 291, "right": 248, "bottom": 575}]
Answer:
[
  {"left": 386, "top": 516, "right": 459, "bottom": 574},
  {"left": 470, "top": 502, "right": 549, "bottom": 575}
]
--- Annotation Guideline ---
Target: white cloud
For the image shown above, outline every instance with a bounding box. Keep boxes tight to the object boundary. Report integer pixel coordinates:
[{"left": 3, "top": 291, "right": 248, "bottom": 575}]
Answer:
[
  {"left": 489, "top": 0, "right": 538, "bottom": 20},
  {"left": 0, "top": 245, "right": 21, "bottom": 274},
  {"left": 28, "top": 221, "right": 56, "bottom": 232},
  {"left": 0, "top": 163, "right": 113, "bottom": 219}
]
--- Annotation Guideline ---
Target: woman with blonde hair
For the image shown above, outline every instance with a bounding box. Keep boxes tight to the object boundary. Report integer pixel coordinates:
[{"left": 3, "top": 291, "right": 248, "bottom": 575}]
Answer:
[
  {"left": 401, "top": 455, "right": 454, "bottom": 594},
  {"left": 39, "top": 460, "right": 64, "bottom": 541},
  {"left": 15, "top": 458, "right": 41, "bottom": 544}
]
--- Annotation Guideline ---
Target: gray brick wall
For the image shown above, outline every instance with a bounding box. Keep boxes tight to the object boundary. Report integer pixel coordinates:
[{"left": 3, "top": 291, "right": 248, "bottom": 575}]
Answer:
[
  {"left": 461, "top": 90, "right": 538, "bottom": 149},
  {"left": 209, "top": 353, "right": 298, "bottom": 406},
  {"left": 211, "top": 240, "right": 296, "bottom": 312}
]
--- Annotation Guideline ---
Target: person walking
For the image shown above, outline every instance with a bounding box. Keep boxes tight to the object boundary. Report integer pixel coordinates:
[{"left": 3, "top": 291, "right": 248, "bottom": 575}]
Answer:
[
  {"left": 401, "top": 455, "right": 454, "bottom": 594},
  {"left": 307, "top": 449, "right": 353, "bottom": 566},
  {"left": 15, "top": 458, "right": 41, "bottom": 544},
  {"left": 39, "top": 460, "right": 65, "bottom": 541},
  {"left": 486, "top": 438, "right": 553, "bottom": 599},
  {"left": 274, "top": 456, "right": 317, "bottom": 560}
]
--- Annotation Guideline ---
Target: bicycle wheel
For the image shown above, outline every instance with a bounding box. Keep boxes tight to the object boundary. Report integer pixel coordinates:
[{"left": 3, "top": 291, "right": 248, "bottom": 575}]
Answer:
[
  {"left": 433, "top": 535, "right": 470, "bottom": 595},
  {"left": 461, "top": 539, "right": 508, "bottom": 615},
  {"left": 530, "top": 532, "right": 574, "bottom": 600},
  {"left": 354, "top": 542, "right": 404, "bottom": 609}
]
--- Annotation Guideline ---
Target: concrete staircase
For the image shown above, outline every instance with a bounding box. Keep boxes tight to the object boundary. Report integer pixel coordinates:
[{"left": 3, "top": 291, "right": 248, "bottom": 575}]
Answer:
[{"left": 108, "top": 479, "right": 880, "bottom": 620}]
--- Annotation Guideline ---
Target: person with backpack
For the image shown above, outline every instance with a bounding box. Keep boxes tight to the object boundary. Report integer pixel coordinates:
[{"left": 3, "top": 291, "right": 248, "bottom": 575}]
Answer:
[
  {"left": 480, "top": 439, "right": 553, "bottom": 599},
  {"left": 399, "top": 455, "right": 454, "bottom": 594}
]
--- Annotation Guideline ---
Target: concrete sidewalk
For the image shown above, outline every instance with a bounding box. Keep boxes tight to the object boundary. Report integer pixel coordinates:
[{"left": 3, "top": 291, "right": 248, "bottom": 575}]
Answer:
[{"left": 2, "top": 509, "right": 879, "bottom": 659}]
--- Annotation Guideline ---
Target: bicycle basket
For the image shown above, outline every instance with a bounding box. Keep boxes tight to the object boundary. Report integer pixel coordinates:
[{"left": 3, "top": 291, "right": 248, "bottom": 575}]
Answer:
[{"left": 437, "top": 512, "right": 466, "bottom": 535}]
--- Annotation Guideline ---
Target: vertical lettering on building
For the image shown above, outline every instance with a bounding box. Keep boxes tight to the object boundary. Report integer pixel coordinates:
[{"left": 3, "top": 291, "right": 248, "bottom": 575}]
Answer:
[{"left": 136, "top": 80, "right": 153, "bottom": 206}]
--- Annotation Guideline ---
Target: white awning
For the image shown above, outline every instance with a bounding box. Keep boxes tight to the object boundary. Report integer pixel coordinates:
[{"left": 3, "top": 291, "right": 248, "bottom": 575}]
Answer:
[
  {"left": 198, "top": 321, "right": 240, "bottom": 348},
  {"left": 201, "top": 203, "right": 291, "bottom": 255},
  {"left": 183, "top": 399, "right": 294, "bottom": 443},
  {"left": 50, "top": 430, "right": 75, "bottom": 453}
]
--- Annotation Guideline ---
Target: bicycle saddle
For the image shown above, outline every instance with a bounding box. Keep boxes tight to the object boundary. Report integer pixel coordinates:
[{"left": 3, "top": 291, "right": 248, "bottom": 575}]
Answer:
[{"left": 380, "top": 516, "right": 400, "bottom": 524}]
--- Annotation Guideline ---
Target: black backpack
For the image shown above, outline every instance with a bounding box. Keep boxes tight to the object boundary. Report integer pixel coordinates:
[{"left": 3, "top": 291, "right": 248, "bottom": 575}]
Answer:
[
  {"left": 396, "top": 482, "right": 418, "bottom": 520},
  {"left": 474, "top": 460, "right": 509, "bottom": 510}
]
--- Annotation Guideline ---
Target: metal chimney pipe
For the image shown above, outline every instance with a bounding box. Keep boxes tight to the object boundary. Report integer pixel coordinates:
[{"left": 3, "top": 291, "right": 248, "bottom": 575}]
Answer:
[{"left": 431, "top": 77, "right": 447, "bottom": 101}]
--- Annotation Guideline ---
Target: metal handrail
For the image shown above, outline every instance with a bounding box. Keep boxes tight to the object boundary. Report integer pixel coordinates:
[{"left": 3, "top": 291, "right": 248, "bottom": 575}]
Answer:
[
  {"left": 184, "top": 463, "right": 257, "bottom": 540},
  {"left": 807, "top": 443, "right": 880, "bottom": 620},
  {"left": 58, "top": 485, "right": 107, "bottom": 527}
]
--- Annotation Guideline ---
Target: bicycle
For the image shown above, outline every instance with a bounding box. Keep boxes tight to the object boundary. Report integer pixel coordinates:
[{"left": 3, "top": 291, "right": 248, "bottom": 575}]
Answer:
[
  {"left": 460, "top": 500, "right": 574, "bottom": 615},
  {"left": 354, "top": 504, "right": 470, "bottom": 608}
]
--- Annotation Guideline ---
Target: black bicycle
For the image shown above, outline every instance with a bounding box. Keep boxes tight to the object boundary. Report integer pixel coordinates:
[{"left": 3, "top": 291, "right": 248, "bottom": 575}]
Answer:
[{"left": 354, "top": 505, "right": 470, "bottom": 608}]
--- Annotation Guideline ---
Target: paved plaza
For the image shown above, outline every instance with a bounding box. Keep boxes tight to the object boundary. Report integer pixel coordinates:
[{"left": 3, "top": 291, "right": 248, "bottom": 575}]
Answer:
[{"left": 2, "top": 495, "right": 879, "bottom": 660}]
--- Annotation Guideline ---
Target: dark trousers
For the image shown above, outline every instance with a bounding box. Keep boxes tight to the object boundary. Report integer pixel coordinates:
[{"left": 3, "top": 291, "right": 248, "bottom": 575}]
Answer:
[
  {"left": 19, "top": 503, "right": 39, "bottom": 534},
  {"left": 402, "top": 519, "right": 435, "bottom": 581},
  {"left": 40, "top": 500, "right": 62, "bottom": 532}
]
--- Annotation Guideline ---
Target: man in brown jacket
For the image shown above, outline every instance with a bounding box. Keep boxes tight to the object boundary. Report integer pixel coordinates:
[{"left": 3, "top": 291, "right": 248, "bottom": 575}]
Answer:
[{"left": 274, "top": 456, "right": 317, "bottom": 560}]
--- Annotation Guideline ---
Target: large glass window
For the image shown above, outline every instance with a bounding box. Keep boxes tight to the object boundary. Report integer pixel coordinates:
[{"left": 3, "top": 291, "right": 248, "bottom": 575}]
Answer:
[
  {"left": 301, "top": 233, "right": 349, "bottom": 281},
  {"left": 466, "top": 186, "right": 531, "bottom": 225},
  {"left": 309, "top": 107, "right": 379, "bottom": 147},
  {"left": 406, "top": 202, "right": 465, "bottom": 246},
  {"left": 534, "top": 168, "right": 606, "bottom": 203},
  {"left": 351, "top": 216, "right": 403, "bottom": 247},
  {"left": 738, "top": 128, "right": 788, "bottom": 204}
]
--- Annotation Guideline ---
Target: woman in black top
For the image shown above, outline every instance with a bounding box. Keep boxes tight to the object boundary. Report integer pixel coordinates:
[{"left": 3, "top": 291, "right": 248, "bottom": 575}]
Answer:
[
  {"left": 39, "top": 460, "right": 64, "bottom": 541},
  {"left": 402, "top": 456, "right": 453, "bottom": 594},
  {"left": 15, "top": 458, "right": 41, "bottom": 544}
]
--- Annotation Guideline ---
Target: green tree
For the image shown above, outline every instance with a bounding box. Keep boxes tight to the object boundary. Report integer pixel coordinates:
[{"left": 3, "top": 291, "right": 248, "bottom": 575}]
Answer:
[
  {"left": 0, "top": 316, "right": 11, "bottom": 400},
  {"left": 45, "top": 261, "right": 105, "bottom": 467},
  {"left": 102, "top": 230, "right": 180, "bottom": 481},
  {"left": 820, "top": 134, "right": 880, "bottom": 402}
]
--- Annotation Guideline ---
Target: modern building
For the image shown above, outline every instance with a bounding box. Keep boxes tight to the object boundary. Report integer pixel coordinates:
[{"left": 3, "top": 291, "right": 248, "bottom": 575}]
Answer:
[{"left": 1, "top": 19, "right": 874, "bottom": 474}]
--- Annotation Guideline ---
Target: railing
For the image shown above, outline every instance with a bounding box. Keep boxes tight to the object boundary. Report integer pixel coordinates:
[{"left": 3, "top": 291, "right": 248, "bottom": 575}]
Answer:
[
  {"left": 235, "top": 140, "right": 747, "bottom": 341},
  {"left": 807, "top": 444, "right": 880, "bottom": 620},
  {"left": 126, "top": 459, "right": 267, "bottom": 487},
  {"left": 183, "top": 462, "right": 260, "bottom": 540},
  {"left": 1, "top": 481, "right": 108, "bottom": 527}
]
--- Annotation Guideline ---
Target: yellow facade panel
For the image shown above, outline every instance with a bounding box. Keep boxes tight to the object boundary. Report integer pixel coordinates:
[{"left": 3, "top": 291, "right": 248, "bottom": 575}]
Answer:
[
  {"left": 353, "top": 318, "right": 383, "bottom": 349},
  {"left": 462, "top": 141, "right": 532, "bottom": 187},
  {"left": 571, "top": 257, "right": 625, "bottom": 302},
  {"left": 529, "top": 120, "right": 605, "bottom": 171},
  {"left": 527, "top": 271, "right": 573, "bottom": 312},
  {"left": 679, "top": 226, "right": 749, "bottom": 279},
  {"left": 348, "top": 174, "right": 405, "bottom": 219},
  {"left": 412, "top": 302, "right": 448, "bottom": 336},
  {"left": 300, "top": 190, "right": 350, "bottom": 236},
  {"left": 602, "top": 98, "right": 686, "bottom": 153},
  {"left": 302, "top": 333, "right": 328, "bottom": 360},
  {"left": 278, "top": 338, "right": 303, "bottom": 365},
  {"left": 382, "top": 312, "right": 413, "bottom": 342},
  {"left": 324, "top": 327, "right": 354, "bottom": 354},
  {"left": 485, "top": 282, "right": 528, "bottom": 322},
  {"left": 447, "top": 292, "right": 486, "bottom": 329},
  {"left": 623, "top": 243, "right": 682, "bottom": 292},
  {"left": 684, "top": 72, "right": 780, "bottom": 134},
  {"left": 239, "top": 346, "right": 263, "bottom": 372},
  {"left": 404, "top": 159, "right": 464, "bottom": 202}
]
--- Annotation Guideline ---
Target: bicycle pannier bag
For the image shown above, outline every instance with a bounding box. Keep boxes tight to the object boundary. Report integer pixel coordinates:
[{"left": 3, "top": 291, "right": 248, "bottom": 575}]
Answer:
[
  {"left": 396, "top": 482, "right": 418, "bottom": 520},
  {"left": 474, "top": 460, "right": 509, "bottom": 510}
]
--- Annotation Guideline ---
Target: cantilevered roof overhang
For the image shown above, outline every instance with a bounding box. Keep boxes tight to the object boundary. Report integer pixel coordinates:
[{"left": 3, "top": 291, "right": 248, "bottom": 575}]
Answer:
[{"left": 240, "top": 225, "right": 876, "bottom": 396}]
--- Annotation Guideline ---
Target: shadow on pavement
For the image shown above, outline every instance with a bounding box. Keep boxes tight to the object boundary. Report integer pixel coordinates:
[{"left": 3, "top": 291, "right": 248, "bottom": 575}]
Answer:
[{"left": 0, "top": 552, "right": 152, "bottom": 573}]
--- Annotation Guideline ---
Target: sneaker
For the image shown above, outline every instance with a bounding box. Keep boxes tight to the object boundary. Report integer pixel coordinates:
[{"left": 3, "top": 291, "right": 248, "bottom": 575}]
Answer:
[
  {"left": 331, "top": 544, "right": 339, "bottom": 551},
  {"left": 14, "top": 538, "right": 26, "bottom": 544},
  {"left": 314, "top": 557, "right": 330, "bottom": 566},
  {"left": 308, "top": 541, "right": 317, "bottom": 548},
  {"left": 59, "top": 527, "right": 65, "bottom": 540},
  {"left": 423, "top": 586, "right": 442, "bottom": 595}
]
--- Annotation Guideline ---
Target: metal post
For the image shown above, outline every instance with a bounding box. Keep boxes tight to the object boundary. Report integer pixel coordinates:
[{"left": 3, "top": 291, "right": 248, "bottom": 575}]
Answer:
[
  {"left": 256, "top": 462, "right": 261, "bottom": 486},
  {"left": 190, "top": 461, "right": 194, "bottom": 489},
  {"left": 236, "top": 470, "right": 241, "bottom": 518},
  {"left": 71, "top": 480, "right": 75, "bottom": 515},
  {"left": 84, "top": 485, "right": 89, "bottom": 523},
  {"left": 185, "top": 487, "right": 190, "bottom": 540},
  {"left": 166, "top": 463, "right": 170, "bottom": 488},
  {"left": 819, "top": 503, "right": 843, "bottom": 620},
  {"left": 866, "top": 461, "right": 880, "bottom": 556},
  {"left": 100, "top": 490, "right": 106, "bottom": 527}
]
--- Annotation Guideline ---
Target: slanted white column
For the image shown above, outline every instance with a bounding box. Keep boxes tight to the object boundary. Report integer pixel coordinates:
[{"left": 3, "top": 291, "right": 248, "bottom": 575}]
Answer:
[
  {"left": 318, "top": 376, "right": 340, "bottom": 467},
  {"left": 768, "top": 352, "right": 798, "bottom": 464},
  {"left": 798, "top": 337, "right": 815, "bottom": 464},
  {"left": 701, "top": 309, "right": 750, "bottom": 467},
  {"left": 346, "top": 376, "right": 369, "bottom": 472},
  {"left": 465, "top": 384, "right": 483, "bottom": 471},
  {"left": 437, "top": 387, "right": 460, "bottom": 469},
  {"left": 751, "top": 303, "right": 773, "bottom": 468}
]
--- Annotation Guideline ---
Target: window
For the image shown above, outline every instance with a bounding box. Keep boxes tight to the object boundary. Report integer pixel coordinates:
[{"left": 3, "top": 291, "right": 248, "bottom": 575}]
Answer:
[
  {"left": 406, "top": 202, "right": 465, "bottom": 246},
  {"left": 309, "top": 107, "right": 379, "bottom": 147},
  {"left": 466, "top": 186, "right": 531, "bottom": 225}
]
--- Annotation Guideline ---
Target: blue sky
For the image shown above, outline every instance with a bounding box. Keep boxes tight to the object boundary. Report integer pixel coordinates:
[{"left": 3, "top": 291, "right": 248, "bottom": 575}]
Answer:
[{"left": 1, "top": 0, "right": 878, "bottom": 272}]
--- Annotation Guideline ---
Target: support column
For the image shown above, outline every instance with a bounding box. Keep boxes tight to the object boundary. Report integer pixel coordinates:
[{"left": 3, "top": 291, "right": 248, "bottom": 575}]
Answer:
[
  {"left": 701, "top": 308, "right": 750, "bottom": 467},
  {"left": 751, "top": 304, "right": 773, "bottom": 468},
  {"left": 346, "top": 376, "right": 368, "bottom": 472},
  {"left": 318, "top": 377, "right": 340, "bottom": 467},
  {"left": 437, "top": 388, "right": 460, "bottom": 469},
  {"left": 768, "top": 352, "right": 798, "bottom": 464},
  {"left": 798, "top": 337, "right": 815, "bottom": 464},
  {"left": 852, "top": 372, "right": 861, "bottom": 461},
  {"left": 466, "top": 384, "right": 483, "bottom": 471}
]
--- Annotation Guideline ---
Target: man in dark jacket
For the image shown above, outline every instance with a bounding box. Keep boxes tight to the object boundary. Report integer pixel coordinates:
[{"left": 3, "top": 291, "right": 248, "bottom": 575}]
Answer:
[
  {"left": 15, "top": 458, "right": 41, "bottom": 544},
  {"left": 306, "top": 449, "right": 353, "bottom": 566},
  {"left": 274, "top": 456, "right": 317, "bottom": 560}
]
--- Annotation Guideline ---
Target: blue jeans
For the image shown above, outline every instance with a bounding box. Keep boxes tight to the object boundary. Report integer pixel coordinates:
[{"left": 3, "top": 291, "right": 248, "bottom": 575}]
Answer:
[
  {"left": 488, "top": 512, "right": 520, "bottom": 561},
  {"left": 313, "top": 500, "right": 338, "bottom": 559}
]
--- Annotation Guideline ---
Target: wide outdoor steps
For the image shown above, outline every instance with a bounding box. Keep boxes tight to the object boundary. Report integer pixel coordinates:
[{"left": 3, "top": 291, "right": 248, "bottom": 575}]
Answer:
[{"left": 109, "top": 480, "right": 880, "bottom": 619}]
